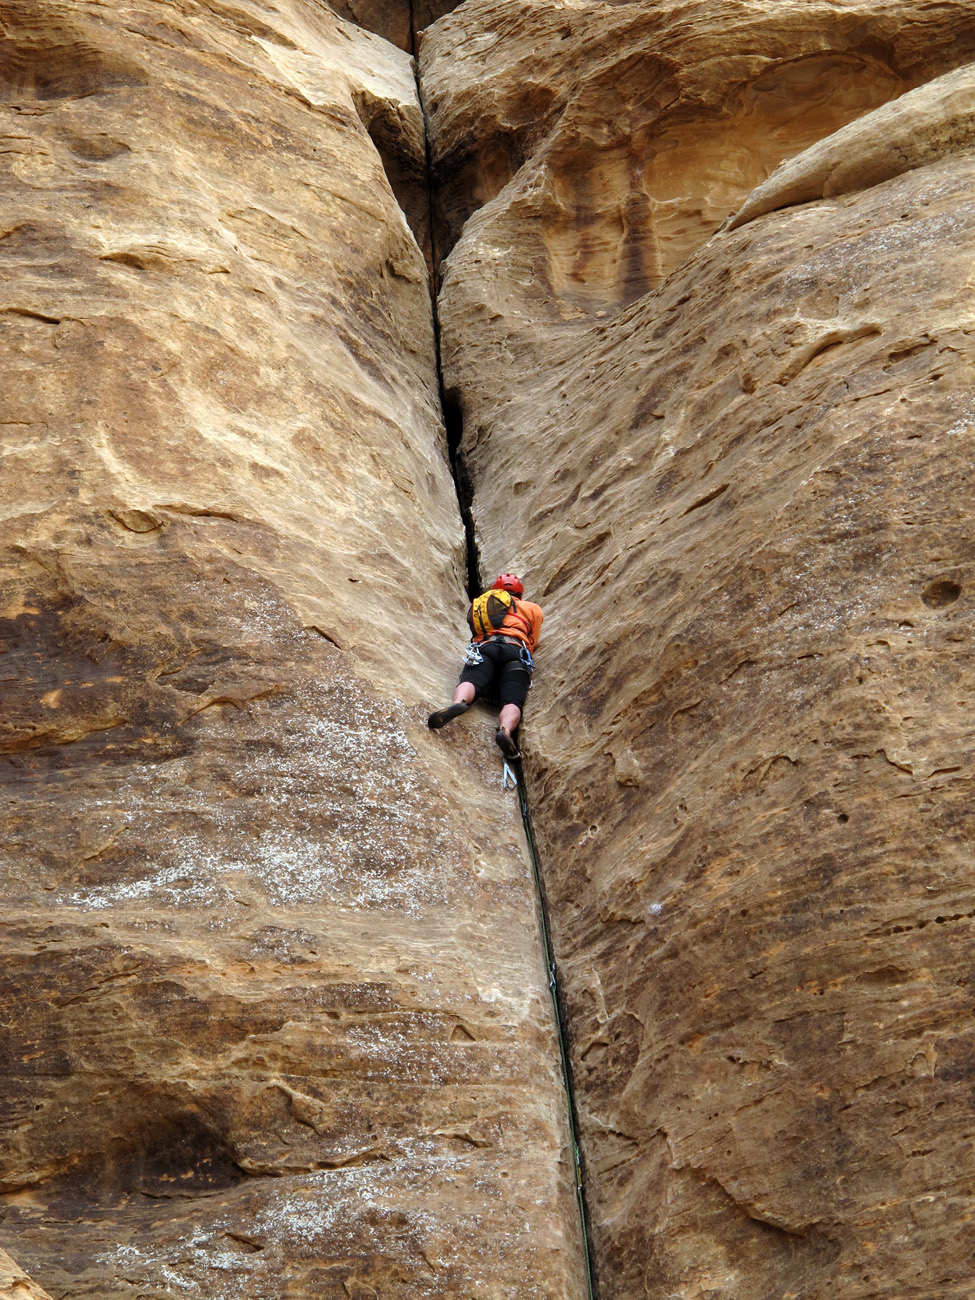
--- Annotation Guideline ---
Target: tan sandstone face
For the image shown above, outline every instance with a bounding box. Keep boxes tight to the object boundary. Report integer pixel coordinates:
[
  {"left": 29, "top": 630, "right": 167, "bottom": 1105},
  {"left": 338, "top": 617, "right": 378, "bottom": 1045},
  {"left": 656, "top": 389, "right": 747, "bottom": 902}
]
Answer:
[
  {"left": 425, "top": 0, "right": 975, "bottom": 311},
  {"left": 0, "top": 2, "right": 586, "bottom": 1296},
  {"left": 428, "top": 2, "right": 975, "bottom": 1297},
  {"left": 5, "top": 0, "right": 975, "bottom": 1297}
]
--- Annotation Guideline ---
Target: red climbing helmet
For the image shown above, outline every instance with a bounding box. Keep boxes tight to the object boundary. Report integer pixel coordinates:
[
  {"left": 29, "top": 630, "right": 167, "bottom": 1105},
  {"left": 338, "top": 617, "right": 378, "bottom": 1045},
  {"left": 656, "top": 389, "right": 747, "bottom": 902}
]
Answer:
[{"left": 494, "top": 573, "right": 524, "bottom": 596}]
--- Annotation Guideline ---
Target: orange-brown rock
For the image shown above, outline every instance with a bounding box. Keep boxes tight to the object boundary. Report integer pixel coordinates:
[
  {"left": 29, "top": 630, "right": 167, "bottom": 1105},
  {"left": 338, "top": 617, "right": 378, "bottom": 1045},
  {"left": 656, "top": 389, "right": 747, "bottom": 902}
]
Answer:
[
  {"left": 10, "top": 0, "right": 975, "bottom": 1293},
  {"left": 321, "top": 0, "right": 459, "bottom": 53},
  {"left": 0, "top": 2, "right": 587, "bottom": 1296},
  {"left": 428, "top": 2, "right": 975, "bottom": 1294},
  {"left": 730, "top": 60, "right": 975, "bottom": 230},
  {"left": 0, "top": 1249, "right": 53, "bottom": 1300},
  {"left": 424, "top": 0, "right": 975, "bottom": 310}
]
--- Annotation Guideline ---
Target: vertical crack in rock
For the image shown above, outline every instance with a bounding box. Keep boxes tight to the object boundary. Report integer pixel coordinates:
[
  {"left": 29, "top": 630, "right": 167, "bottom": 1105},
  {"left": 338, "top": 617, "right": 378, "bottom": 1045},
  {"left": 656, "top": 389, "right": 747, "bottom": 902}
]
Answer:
[
  {"left": 440, "top": 385, "right": 482, "bottom": 599},
  {"left": 514, "top": 777, "right": 601, "bottom": 1300},
  {"left": 412, "top": 24, "right": 480, "bottom": 598},
  {"left": 410, "top": 5, "right": 597, "bottom": 1289}
]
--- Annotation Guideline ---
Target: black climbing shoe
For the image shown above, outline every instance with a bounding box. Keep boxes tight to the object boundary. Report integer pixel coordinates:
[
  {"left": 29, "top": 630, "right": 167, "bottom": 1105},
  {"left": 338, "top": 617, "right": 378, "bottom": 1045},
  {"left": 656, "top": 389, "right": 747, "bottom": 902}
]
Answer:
[
  {"left": 495, "top": 728, "right": 521, "bottom": 760},
  {"left": 427, "top": 701, "right": 469, "bottom": 730}
]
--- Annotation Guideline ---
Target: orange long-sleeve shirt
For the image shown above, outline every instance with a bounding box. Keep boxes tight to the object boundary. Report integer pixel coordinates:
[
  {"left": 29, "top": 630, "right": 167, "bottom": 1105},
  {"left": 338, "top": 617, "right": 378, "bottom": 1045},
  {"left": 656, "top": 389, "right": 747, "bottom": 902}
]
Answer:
[{"left": 469, "top": 595, "right": 543, "bottom": 651}]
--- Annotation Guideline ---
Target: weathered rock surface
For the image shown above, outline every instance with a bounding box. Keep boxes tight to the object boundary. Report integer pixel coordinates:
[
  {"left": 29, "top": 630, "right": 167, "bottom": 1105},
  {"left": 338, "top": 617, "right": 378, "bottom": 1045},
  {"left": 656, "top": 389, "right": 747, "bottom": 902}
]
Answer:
[
  {"left": 730, "top": 60, "right": 975, "bottom": 229},
  {"left": 0, "top": 1249, "right": 53, "bottom": 1300},
  {"left": 0, "top": 2, "right": 586, "bottom": 1296},
  {"left": 429, "top": 2, "right": 975, "bottom": 1295},
  {"left": 11, "top": 0, "right": 975, "bottom": 1294},
  {"left": 424, "top": 0, "right": 975, "bottom": 309}
]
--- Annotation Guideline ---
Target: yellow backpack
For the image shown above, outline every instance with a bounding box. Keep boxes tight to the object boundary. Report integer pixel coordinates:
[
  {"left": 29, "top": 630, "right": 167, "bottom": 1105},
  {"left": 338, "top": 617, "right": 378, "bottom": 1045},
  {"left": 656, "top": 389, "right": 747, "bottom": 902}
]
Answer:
[{"left": 469, "top": 588, "right": 515, "bottom": 640}]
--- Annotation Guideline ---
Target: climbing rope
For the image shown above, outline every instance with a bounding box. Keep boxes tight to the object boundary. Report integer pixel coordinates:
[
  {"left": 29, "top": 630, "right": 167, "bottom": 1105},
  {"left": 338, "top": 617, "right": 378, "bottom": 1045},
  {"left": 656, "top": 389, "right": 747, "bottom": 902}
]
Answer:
[{"left": 506, "top": 753, "right": 599, "bottom": 1299}]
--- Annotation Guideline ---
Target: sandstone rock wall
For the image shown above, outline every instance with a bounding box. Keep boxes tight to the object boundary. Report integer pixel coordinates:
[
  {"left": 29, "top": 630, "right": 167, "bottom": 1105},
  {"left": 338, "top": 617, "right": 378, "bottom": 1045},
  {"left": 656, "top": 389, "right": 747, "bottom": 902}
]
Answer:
[
  {"left": 0, "top": 3, "right": 586, "bottom": 1296},
  {"left": 427, "top": 2, "right": 975, "bottom": 1296},
  {"left": 7, "top": 0, "right": 975, "bottom": 1295},
  {"left": 0, "top": 1248, "right": 53, "bottom": 1300},
  {"left": 425, "top": 0, "right": 975, "bottom": 313}
]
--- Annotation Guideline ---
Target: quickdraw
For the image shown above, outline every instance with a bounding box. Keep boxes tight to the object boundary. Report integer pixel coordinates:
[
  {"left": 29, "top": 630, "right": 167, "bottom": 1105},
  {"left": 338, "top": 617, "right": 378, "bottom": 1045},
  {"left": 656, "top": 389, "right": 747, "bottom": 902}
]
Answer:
[{"left": 463, "top": 641, "right": 484, "bottom": 666}]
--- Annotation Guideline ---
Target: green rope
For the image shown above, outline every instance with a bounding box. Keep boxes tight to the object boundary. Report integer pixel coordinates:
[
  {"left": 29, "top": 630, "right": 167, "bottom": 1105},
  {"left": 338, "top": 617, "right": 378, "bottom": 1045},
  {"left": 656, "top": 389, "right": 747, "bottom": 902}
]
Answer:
[{"left": 513, "top": 765, "right": 599, "bottom": 1300}]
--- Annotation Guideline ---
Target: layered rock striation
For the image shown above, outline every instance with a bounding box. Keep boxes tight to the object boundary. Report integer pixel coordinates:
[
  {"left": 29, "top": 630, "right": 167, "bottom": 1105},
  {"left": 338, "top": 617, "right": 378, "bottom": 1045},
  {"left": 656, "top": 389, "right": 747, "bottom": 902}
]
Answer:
[
  {"left": 0, "top": 2, "right": 586, "bottom": 1296},
  {"left": 7, "top": 0, "right": 975, "bottom": 1295},
  {"left": 428, "top": 2, "right": 975, "bottom": 1296},
  {"left": 424, "top": 0, "right": 975, "bottom": 311},
  {"left": 0, "top": 1248, "right": 52, "bottom": 1300}
]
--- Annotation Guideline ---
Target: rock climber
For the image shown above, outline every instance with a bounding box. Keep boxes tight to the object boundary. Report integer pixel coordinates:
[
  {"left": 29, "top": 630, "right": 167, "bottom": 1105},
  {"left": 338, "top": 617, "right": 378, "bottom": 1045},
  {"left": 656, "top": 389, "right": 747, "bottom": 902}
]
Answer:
[{"left": 427, "top": 573, "right": 543, "bottom": 760}]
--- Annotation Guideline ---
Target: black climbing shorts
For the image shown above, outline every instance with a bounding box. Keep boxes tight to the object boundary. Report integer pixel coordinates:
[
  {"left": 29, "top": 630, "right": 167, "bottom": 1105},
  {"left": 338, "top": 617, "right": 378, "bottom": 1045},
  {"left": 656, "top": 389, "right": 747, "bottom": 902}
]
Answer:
[{"left": 459, "top": 640, "right": 531, "bottom": 709}]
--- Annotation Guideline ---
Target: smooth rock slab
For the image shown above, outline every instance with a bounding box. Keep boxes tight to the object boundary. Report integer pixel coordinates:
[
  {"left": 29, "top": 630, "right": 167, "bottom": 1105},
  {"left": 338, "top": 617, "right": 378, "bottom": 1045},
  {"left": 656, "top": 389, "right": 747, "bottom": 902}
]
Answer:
[
  {"left": 428, "top": 7, "right": 975, "bottom": 1296},
  {"left": 0, "top": 3, "right": 587, "bottom": 1296},
  {"left": 423, "top": 0, "right": 975, "bottom": 314}
]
